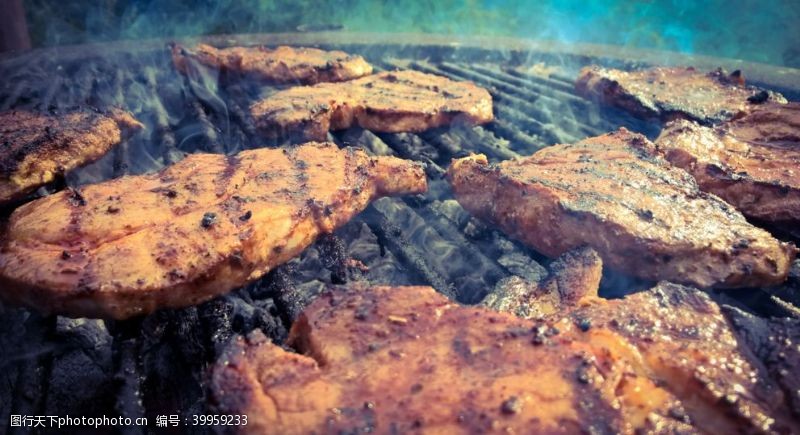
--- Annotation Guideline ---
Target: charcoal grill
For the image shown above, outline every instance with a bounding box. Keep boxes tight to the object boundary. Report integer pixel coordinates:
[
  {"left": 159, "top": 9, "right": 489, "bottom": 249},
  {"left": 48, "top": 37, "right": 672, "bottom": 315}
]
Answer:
[{"left": 1, "top": 33, "right": 799, "bottom": 434}]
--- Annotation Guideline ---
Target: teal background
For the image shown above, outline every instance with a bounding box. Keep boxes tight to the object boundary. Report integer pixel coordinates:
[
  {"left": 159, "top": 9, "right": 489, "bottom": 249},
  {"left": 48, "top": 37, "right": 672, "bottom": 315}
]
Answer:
[{"left": 24, "top": 0, "right": 800, "bottom": 66}]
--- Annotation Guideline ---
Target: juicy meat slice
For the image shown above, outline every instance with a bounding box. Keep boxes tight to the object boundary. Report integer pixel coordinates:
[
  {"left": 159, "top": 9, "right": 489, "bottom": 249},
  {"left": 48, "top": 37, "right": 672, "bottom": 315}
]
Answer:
[
  {"left": 0, "top": 108, "right": 143, "bottom": 205},
  {"left": 653, "top": 103, "right": 800, "bottom": 224},
  {"left": 446, "top": 128, "right": 796, "bottom": 288},
  {"left": 250, "top": 70, "right": 493, "bottom": 142},
  {"left": 724, "top": 306, "right": 800, "bottom": 420},
  {"left": 171, "top": 43, "right": 373, "bottom": 84},
  {"left": 482, "top": 246, "right": 602, "bottom": 319},
  {"left": 0, "top": 143, "right": 426, "bottom": 319},
  {"left": 211, "top": 282, "right": 799, "bottom": 434},
  {"left": 576, "top": 66, "right": 786, "bottom": 124}
]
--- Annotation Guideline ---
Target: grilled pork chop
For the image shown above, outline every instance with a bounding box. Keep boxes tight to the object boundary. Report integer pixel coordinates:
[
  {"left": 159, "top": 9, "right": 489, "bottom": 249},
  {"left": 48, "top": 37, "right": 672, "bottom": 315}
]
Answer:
[
  {"left": 250, "top": 70, "right": 493, "bottom": 142},
  {"left": 447, "top": 128, "right": 796, "bottom": 288},
  {"left": 653, "top": 103, "right": 800, "bottom": 224},
  {"left": 0, "top": 143, "right": 426, "bottom": 319},
  {"left": 482, "top": 246, "right": 602, "bottom": 319},
  {"left": 171, "top": 43, "right": 373, "bottom": 84},
  {"left": 576, "top": 66, "right": 786, "bottom": 124},
  {"left": 0, "top": 108, "right": 143, "bottom": 205},
  {"left": 211, "top": 281, "right": 799, "bottom": 434}
]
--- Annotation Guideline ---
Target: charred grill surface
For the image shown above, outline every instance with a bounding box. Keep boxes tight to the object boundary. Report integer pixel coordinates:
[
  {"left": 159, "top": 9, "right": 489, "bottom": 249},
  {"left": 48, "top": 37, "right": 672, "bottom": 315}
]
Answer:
[{"left": 1, "top": 38, "right": 799, "bottom": 432}]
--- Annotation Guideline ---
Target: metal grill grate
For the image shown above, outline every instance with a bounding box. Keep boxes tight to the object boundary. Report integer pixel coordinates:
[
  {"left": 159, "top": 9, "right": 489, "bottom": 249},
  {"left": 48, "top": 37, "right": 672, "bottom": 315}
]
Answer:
[{"left": 1, "top": 35, "right": 799, "bottom": 433}]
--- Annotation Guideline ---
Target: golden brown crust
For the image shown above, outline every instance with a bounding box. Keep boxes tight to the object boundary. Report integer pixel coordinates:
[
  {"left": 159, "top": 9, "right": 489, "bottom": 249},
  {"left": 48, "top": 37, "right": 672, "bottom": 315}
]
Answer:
[
  {"left": 446, "top": 128, "right": 796, "bottom": 288},
  {"left": 211, "top": 282, "right": 799, "bottom": 434},
  {"left": 0, "top": 142, "right": 426, "bottom": 319},
  {"left": 250, "top": 70, "right": 494, "bottom": 142},
  {"left": 171, "top": 43, "right": 373, "bottom": 84},
  {"left": 0, "top": 108, "right": 143, "bottom": 205},
  {"left": 576, "top": 66, "right": 786, "bottom": 124},
  {"left": 654, "top": 103, "right": 800, "bottom": 224}
]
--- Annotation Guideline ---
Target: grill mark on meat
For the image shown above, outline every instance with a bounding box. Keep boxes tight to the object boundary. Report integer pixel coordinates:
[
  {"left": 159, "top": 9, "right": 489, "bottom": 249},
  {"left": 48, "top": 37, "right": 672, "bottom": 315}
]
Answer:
[
  {"left": 0, "top": 107, "right": 143, "bottom": 205},
  {"left": 447, "top": 128, "right": 796, "bottom": 288},
  {"left": 250, "top": 70, "right": 493, "bottom": 142},
  {"left": 576, "top": 66, "right": 787, "bottom": 125},
  {"left": 171, "top": 43, "right": 373, "bottom": 85},
  {"left": 653, "top": 102, "right": 800, "bottom": 224},
  {"left": 0, "top": 142, "right": 426, "bottom": 318},
  {"left": 211, "top": 279, "right": 800, "bottom": 434}
]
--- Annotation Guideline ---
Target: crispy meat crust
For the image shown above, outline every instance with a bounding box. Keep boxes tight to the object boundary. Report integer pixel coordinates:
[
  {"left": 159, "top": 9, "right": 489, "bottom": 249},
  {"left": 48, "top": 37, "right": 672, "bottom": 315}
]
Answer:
[
  {"left": 654, "top": 103, "right": 800, "bottom": 224},
  {"left": 0, "top": 143, "right": 426, "bottom": 319},
  {"left": 446, "top": 128, "right": 796, "bottom": 288},
  {"left": 576, "top": 66, "right": 786, "bottom": 124},
  {"left": 211, "top": 279, "right": 799, "bottom": 434},
  {"left": 0, "top": 108, "right": 142, "bottom": 205},
  {"left": 250, "top": 70, "right": 493, "bottom": 141},
  {"left": 171, "top": 43, "right": 373, "bottom": 84}
]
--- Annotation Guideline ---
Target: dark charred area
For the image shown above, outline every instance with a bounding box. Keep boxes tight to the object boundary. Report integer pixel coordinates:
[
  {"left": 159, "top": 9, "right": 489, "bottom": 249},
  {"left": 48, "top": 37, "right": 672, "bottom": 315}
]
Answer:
[{"left": 1, "top": 37, "right": 799, "bottom": 432}]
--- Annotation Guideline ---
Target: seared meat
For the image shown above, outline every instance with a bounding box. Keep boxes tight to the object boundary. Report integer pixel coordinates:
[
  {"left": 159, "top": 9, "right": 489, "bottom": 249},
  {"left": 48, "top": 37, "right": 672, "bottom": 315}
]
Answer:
[
  {"left": 211, "top": 281, "right": 799, "bottom": 434},
  {"left": 250, "top": 70, "right": 493, "bottom": 142},
  {"left": 482, "top": 246, "right": 602, "bottom": 319},
  {"left": 0, "top": 108, "right": 143, "bottom": 205},
  {"left": 653, "top": 103, "right": 800, "bottom": 224},
  {"left": 576, "top": 66, "right": 786, "bottom": 124},
  {"left": 446, "top": 128, "right": 796, "bottom": 288},
  {"left": 171, "top": 43, "right": 373, "bottom": 84},
  {"left": 0, "top": 143, "right": 426, "bottom": 319},
  {"left": 724, "top": 306, "right": 800, "bottom": 420}
]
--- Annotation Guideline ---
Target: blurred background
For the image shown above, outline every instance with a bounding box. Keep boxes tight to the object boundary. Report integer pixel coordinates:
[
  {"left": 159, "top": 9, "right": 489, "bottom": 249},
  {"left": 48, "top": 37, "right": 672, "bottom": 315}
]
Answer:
[{"left": 2, "top": 0, "right": 799, "bottom": 67}]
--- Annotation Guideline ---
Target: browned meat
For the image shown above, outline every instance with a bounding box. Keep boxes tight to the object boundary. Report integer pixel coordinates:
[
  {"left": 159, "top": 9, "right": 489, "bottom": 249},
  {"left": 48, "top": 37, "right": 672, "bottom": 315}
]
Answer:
[
  {"left": 724, "top": 306, "right": 800, "bottom": 420},
  {"left": 482, "top": 246, "right": 602, "bottom": 319},
  {"left": 576, "top": 66, "right": 786, "bottom": 124},
  {"left": 0, "top": 108, "right": 143, "bottom": 205},
  {"left": 250, "top": 70, "right": 494, "bottom": 142},
  {"left": 446, "top": 128, "right": 796, "bottom": 288},
  {"left": 171, "top": 43, "right": 373, "bottom": 84},
  {"left": 211, "top": 280, "right": 799, "bottom": 434},
  {"left": 0, "top": 143, "right": 426, "bottom": 319},
  {"left": 653, "top": 103, "right": 800, "bottom": 224}
]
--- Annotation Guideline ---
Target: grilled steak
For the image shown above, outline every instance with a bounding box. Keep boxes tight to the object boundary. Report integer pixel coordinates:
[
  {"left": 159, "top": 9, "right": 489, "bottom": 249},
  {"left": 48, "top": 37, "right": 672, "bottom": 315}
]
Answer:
[
  {"left": 211, "top": 281, "right": 799, "bottom": 434},
  {"left": 0, "top": 108, "right": 142, "bottom": 205},
  {"left": 653, "top": 103, "right": 800, "bottom": 224},
  {"left": 576, "top": 66, "right": 786, "bottom": 124},
  {"left": 250, "top": 70, "right": 494, "bottom": 142},
  {"left": 0, "top": 143, "right": 426, "bottom": 319},
  {"left": 171, "top": 43, "right": 373, "bottom": 84},
  {"left": 446, "top": 128, "right": 796, "bottom": 288},
  {"left": 724, "top": 306, "right": 800, "bottom": 420},
  {"left": 482, "top": 246, "right": 602, "bottom": 319}
]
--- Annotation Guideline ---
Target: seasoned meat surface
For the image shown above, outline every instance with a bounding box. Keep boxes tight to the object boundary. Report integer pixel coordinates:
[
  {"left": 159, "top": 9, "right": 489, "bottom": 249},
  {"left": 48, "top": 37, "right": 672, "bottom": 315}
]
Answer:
[
  {"left": 171, "top": 43, "right": 373, "bottom": 84},
  {"left": 724, "top": 306, "right": 800, "bottom": 420},
  {"left": 576, "top": 66, "right": 786, "bottom": 124},
  {"left": 0, "top": 108, "right": 142, "bottom": 205},
  {"left": 482, "top": 246, "right": 602, "bottom": 319},
  {"left": 447, "top": 128, "right": 796, "bottom": 288},
  {"left": 250, "top": 70, "right": 493, "bottom": 142},
  {"left": 654, "top": 103, "right": 800, "bottom": 224},
  {"left": 211, "top": 282, "right": 799, "bottom": 434},
  {"left": 0, "top": 143, "right": 426, "bottom": 319}
]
